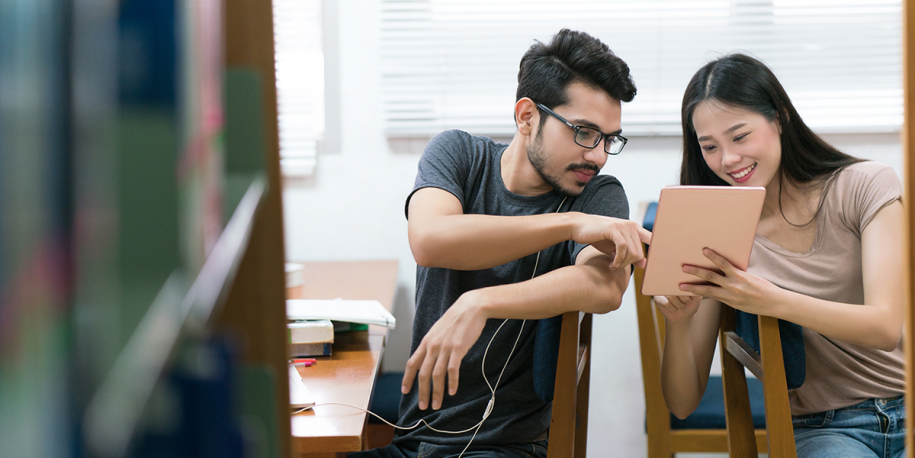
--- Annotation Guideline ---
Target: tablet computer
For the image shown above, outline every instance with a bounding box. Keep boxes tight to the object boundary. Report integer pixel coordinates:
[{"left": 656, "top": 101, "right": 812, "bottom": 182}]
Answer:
[{"left": 640, "top": 186, "right": 766, "bottom": 297}]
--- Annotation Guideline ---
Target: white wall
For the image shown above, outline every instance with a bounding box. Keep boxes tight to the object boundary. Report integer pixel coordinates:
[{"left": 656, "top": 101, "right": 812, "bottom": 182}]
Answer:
[{"left": 281, "top": 1, "right": 904, "bottom": 455}]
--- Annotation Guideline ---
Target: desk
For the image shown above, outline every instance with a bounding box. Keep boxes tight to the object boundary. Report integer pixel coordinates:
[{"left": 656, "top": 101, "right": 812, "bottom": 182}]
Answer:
[{"left": 288, "top": 260, "right": 399, "bottom": 457}]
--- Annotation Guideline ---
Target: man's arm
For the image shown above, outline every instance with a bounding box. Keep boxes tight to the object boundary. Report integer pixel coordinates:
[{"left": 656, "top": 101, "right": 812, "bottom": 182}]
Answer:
[
  {"left": 408, "top": 187, "right": 650, "bottom": 270},
  {"left": 402, "top": 244, "right": 630, "bottom": 410}
]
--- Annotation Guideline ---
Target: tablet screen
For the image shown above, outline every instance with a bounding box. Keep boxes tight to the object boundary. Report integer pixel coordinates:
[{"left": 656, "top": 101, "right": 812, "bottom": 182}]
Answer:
[{"left": 640, "top": 186, "right": 766, "bottom": 297}]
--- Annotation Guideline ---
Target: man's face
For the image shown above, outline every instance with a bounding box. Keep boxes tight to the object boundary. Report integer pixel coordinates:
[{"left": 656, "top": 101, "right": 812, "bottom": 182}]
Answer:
[{"left": 527, "top": 82, "right": 622, "bottom": 196}]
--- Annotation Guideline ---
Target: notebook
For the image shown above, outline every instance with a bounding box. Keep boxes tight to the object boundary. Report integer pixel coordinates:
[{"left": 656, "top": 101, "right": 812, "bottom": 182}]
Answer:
[
  {"left": 289, "top": 364, "right": 315, "bottom": 410},
  {"left": 286, "top": 299, "right": 396, "bottom": 329}
]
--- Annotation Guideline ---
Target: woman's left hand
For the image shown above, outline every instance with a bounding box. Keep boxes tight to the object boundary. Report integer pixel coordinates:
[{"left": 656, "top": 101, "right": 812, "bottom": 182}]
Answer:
[{"left": 679, "top": 248, "right": 780, "bottom": 315}]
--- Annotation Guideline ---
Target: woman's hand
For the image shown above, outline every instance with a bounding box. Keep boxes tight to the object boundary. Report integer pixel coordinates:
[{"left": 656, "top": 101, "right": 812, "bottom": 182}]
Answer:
[
  {"left": 654, "top": 295, "right": 703, "bottom": 323},
  {"left": 678, "top": 248, "right": 780, "bottom": 315}
]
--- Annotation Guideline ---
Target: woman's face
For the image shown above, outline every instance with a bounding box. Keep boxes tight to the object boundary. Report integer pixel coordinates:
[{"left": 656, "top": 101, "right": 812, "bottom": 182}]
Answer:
[{"left": 691, "top": 101, "right": 782, "bottom": 189}]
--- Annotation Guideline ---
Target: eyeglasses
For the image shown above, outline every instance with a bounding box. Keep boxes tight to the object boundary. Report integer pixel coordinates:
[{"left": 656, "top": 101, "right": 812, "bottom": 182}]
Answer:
[{"left": 535, "top": 103, "right": 628, "bottom": 155}]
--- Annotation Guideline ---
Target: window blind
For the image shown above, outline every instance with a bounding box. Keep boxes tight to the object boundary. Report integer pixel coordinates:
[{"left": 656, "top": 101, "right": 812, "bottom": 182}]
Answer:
[
  {"left": 379, "top": 0, "right": 902, "bottom": 137},
  {"left": 273, "top": 0, "right": 322, "bottom": 176}
]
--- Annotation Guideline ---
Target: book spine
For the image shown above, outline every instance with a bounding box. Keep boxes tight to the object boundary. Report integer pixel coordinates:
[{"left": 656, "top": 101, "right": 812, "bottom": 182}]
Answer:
[{"left": 289, "top": 342, "right": 332, "bottom": 357}]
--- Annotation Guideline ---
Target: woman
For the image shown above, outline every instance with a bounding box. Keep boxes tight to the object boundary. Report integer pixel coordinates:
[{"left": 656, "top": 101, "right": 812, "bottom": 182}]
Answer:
[{"left": 657, "top": 53, "right": 906, "bottom": 457}]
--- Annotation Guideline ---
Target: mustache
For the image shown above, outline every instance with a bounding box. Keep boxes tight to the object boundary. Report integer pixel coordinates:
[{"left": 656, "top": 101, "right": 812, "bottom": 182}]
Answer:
[{"left": 566, "top": 163, "right": 600, "bottom": 174}]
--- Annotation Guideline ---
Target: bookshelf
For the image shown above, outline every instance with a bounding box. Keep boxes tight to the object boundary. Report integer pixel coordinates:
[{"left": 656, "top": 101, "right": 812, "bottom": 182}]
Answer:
[{"left": 0, "top": 0, "right": 290, "bottom": 457}]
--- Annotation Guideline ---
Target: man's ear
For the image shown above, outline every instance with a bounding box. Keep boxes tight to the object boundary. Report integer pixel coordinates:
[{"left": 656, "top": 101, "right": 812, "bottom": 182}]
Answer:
[{"left": 515, "top": 98, "right": 537, "bottom": 136}]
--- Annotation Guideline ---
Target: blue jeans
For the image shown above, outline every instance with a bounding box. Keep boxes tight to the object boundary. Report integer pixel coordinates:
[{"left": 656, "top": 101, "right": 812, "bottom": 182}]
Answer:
[
  {"left": 347, "top": 440, "right": 549, "bottom": 458},
  {"left": 793, "top": 396, "right": 906, "bottom": 458}
]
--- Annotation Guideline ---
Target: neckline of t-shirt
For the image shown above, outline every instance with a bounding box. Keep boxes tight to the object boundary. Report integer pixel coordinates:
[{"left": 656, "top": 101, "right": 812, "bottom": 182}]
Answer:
[
  {"left": 752, "top": 171, "right": 847, "bottom": 258},
  {"left": 494, "top": 144, "right": 568, "bottom": 208},
  {"left": 753, "top": 210, "right": 826, "bottom": 258}
]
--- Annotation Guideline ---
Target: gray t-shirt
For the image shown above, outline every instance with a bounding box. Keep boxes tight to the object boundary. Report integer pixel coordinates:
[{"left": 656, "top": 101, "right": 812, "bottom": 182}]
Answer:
[
  {"left": 747, "top": 161, "right": 904, "bottom": 415},
  {"left": 396, "top": 130, "right": 629, "bottom": 446}
]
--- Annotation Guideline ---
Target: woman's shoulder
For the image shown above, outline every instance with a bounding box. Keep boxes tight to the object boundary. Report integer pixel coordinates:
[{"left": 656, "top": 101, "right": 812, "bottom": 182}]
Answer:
[
  {"left": 827, "top": 160, "right": 902, "bottom": 231},
  {"left": 831, "top": 161, "right": 900, "bottom": 192},
  {"left": 841, "top": 160, "right": 894, "bottom": 176}
]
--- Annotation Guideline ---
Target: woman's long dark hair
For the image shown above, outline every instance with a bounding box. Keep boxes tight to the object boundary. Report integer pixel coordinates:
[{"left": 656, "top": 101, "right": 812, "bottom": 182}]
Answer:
[{"left": 680, "top": 54, "right": 862, "bottom": 224}]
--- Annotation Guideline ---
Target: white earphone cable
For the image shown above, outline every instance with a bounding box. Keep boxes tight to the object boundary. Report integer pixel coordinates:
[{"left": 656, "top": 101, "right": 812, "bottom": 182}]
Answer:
[{"left": 305, "top": 196, "right": 568, "bottom": 456}]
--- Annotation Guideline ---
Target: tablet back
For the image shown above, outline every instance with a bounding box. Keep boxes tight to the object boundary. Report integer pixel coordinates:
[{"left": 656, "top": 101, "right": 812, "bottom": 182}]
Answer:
[{"left": 641, "top": 186, "right": 766, "bottom": 297}]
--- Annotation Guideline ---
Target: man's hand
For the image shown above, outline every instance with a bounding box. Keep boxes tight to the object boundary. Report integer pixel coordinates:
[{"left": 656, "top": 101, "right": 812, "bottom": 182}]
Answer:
[
  {"left": 401, "top": 291, "right": 488, "bottom": 410},
  {"left": 570, "top": 215, "right": 652, "bottom": 269}
]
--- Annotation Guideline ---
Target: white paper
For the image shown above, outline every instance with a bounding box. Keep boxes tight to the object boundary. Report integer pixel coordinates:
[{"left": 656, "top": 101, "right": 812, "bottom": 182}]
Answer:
[{"left": 286, "top": 299, "right": 396, "bottom": 329}]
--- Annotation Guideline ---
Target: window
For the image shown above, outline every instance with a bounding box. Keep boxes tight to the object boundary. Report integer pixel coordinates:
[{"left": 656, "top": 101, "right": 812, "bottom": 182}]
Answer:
[
  {"left": 379, "top": 0, "right": 902, "bottom": 137},
  {"left": 273, "top": 0, "right": 323, "bottom": 176}
]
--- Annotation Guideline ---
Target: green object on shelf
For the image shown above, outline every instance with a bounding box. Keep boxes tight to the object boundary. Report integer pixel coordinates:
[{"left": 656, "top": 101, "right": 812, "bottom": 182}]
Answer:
[{"left": 333, "top": 321, "right": 369, "bottom": 332}]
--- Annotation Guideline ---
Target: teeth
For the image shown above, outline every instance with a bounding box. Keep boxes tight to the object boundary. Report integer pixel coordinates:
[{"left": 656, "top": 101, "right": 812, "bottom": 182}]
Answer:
[{"left": 732, "top": 163, "right": 756, "bottom": 179}]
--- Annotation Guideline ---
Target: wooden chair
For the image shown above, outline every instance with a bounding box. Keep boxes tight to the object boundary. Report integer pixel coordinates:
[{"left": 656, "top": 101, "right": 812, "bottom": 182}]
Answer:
[
  {"left": 634, "top": 263, "right": 768, "bottom": 457},
  {"left": 366, "top": 311, "right": 591, "bottom": 456},
  {"left": 719, "top": 305, "right": 797, "bottom": 458},
  {"left": 547, "top": 311, "right": 592, "bottom": 457}
]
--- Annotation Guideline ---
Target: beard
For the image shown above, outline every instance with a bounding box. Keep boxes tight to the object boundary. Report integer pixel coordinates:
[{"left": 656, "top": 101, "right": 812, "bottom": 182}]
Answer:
[{"left": 527, "top": 131, "right": 600, "bottom": 197}]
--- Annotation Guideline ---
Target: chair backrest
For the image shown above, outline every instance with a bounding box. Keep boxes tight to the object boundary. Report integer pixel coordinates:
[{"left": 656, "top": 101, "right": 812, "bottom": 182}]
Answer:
[
  {"left": 547, "top": 311, "right": 592, "bottom": 458},
  {"left": 719, "top": 306, "right": 797, "bottom": 458},
  {"left": 635, "top": 258, "right": 768, "bottom": 457}
]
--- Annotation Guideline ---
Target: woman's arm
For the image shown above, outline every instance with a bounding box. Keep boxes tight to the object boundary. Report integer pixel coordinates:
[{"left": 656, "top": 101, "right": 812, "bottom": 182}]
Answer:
[
  {"left": 680, "top": 200, "right": 905, "bottom": 351},
  {"left": 774, "top": 200, "right": 904, "bottom": 350},
  {"left": 657, "top": 296, "right": 722, "bottom": 419}
]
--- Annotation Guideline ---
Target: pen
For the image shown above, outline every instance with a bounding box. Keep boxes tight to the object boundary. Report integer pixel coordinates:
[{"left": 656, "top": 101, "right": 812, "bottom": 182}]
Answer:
[
  {"left": 292, "top": 361, "right": 314, "bottom": 367},
  {"left": 291, "top": 358, "right": 317, "bottom": 364}
]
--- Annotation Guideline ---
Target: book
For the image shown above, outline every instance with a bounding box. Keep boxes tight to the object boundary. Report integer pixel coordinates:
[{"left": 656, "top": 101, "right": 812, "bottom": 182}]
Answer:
[
  {"left": 288, "top": 319, "right": 334, "bottom": 344},
  {"left": 289, "top": 342, "right": 332, "bottom": 357},
  {"left": 286, "top": 299, "right": 396, "bottom": 329}
]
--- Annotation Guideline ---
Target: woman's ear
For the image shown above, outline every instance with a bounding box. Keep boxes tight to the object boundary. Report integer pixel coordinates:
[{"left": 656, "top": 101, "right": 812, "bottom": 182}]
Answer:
[
  {"left": 775, "top": 109, "right": 789, "bottom": 134},
  {"left": 515, "top": 98, "right": 537, "bottom": 136}
]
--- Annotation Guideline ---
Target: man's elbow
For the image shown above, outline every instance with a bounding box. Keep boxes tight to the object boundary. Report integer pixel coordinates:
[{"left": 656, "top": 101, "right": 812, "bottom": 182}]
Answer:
[
  {"left": 408, "top": 227, "right": 440, "bottom": 267},
  {"left": 592, "top": 293, "right": 622, "bottom": 314},
  {"left": 587, "top": 266, "right": 628, "bottom": 314},
  {"left": 410, "top": 243, "right": 434, "bottom": 268}
]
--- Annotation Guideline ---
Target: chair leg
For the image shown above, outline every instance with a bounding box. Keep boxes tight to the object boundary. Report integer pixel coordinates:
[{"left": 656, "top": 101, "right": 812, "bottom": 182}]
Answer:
[
  {"left": 758, "top": 315, "right": 797, "bottom": 458},
  {"left": 720, "top": 331, "right": 760, "bottom": 457},
  {"left": 574, "top": 322, "right": 591, "bottom": 458}
]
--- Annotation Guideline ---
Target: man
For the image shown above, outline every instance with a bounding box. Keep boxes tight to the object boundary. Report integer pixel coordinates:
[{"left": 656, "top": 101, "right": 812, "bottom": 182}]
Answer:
[{"left": 352, "top": 29, "right": 650, "bottom": 457}]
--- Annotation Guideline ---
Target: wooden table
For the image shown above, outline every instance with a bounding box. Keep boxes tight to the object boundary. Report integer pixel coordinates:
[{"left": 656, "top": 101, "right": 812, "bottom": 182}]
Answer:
[{"left": 288, "top": 260, "right": 399, "bottom": 457}]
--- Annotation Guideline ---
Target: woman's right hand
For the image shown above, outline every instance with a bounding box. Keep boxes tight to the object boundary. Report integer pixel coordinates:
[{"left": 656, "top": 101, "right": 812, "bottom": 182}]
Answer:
[{"left": 654, "top": 295, "right": 703, "bottom": 323}]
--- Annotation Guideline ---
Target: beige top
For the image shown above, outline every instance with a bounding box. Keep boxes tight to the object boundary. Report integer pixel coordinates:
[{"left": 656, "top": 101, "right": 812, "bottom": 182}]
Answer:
[{"left": 747, "top": 161, "right": 904, "bottom": 416}]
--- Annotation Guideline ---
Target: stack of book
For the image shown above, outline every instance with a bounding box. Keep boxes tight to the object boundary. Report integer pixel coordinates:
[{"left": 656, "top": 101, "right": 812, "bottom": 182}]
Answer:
[
  {"left": 286, "top": 299, "right": 397, "bottom": 358},
  {"left": 288, "top": 319, "right": 334, "bottom": 357}
]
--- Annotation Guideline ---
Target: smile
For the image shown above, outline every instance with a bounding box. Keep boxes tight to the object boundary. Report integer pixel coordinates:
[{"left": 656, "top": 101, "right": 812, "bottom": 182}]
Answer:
[{"left": 729, "top": 163, "right": 756, "bottom": 180}]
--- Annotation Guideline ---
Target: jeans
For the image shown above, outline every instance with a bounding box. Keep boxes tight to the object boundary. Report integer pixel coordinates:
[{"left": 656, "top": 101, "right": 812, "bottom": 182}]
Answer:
[
  {"left": 347, "top": 440, "right": 549, "bottom": 458},
  {"left": 793, "top": 395, "right": 906, "bottom": 458}
]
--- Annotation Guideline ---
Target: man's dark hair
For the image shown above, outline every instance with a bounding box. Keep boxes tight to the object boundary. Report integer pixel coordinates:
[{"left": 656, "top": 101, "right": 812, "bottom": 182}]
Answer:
[{"left": 516, "top": 29, "right": 636, "bottom": 129}]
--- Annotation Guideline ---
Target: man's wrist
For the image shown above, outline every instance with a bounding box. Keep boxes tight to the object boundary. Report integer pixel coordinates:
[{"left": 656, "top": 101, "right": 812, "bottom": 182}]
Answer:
[
  {"left": 461, "top": 288, "right": 495, "bottom": 320},
  {"left": 563, "top": 211, "right": 583, "bottom": 241}
]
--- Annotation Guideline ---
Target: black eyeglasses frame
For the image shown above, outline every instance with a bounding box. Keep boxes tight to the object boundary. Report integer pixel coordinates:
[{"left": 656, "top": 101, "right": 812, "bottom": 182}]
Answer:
[{"left": 535, "top": 103, "right": 628, "bottom": 156}]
